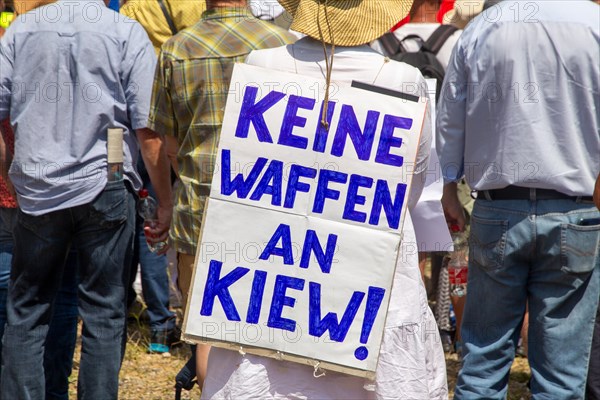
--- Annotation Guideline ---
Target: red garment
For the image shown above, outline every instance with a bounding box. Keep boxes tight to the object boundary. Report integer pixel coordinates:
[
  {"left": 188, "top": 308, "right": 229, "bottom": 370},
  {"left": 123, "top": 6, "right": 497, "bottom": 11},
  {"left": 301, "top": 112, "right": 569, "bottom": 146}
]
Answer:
[
  {"left": 390, "top": 15, "right": 411, "bottom": 31},
  {"left": 0, "top": 119, "right": 16, "bottom": 208},
  {"left": 437, "top": 0, "right": 455, "bottom": 23}
]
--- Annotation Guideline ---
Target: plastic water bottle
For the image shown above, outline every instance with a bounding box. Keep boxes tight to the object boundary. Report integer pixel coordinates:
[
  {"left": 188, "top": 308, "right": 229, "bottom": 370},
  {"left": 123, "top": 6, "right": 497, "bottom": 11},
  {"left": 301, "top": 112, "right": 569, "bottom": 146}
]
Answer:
[
  {"left": 448, "top": 224, "right": 468, "bottom": 297},
  {"left": 137, "top": 188, "right": 167, "bottom": 253}
]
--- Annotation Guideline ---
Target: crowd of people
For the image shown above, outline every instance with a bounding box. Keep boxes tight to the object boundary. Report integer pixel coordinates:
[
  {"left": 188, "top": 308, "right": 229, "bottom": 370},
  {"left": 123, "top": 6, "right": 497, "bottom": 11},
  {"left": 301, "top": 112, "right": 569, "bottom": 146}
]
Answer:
[{"left": 0, "top": 0, "right": 598, "bottom": 399}]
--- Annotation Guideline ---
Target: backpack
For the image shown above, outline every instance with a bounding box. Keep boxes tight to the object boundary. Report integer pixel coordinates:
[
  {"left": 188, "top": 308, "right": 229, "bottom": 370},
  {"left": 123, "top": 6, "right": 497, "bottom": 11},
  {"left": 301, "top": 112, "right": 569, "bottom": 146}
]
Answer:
[{"left": 378, "top": 25, "right": 458, "bottom": 102}]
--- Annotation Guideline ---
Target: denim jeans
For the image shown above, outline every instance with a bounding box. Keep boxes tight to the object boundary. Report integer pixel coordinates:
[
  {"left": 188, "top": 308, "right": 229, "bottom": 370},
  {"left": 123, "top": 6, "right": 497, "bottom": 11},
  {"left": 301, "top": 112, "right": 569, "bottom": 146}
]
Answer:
[
  {"left": 587, "top": 302, "right": 600, "bottom": 400},
  {"left": 44, "top": 252, "right": 79, "bottom": 400},
  {"left": 0, "top": 208, "right": 79, "bottom": 400},
  {"left": 130, "top": 214, "right": 176, "bottom": 333},
  {"left": 0, "top": 180, "right": 135, "bottom": 400},
  {"left": 0, "top": 207, "right": 15, "bottom": 288},
  {"left": 454, "top": 198, "right": 600, "bottom": 399}
]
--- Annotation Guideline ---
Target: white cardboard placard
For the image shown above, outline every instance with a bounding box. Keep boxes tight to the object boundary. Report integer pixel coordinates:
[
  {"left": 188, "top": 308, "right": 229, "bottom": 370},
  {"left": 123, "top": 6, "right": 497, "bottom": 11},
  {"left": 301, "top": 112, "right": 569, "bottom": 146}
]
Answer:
[{"left": 183, "top": 64, "right": 427, "bottom": 378}]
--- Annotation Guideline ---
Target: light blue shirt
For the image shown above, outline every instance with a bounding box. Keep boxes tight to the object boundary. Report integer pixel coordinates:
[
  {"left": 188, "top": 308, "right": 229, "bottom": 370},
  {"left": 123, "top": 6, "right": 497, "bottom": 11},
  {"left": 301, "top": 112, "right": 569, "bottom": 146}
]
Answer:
[
  {"left": 0, "top": 0, "right": 156, "bottom": 215},
  {"left": 437, "top": 0, "right": 599, "bottom": 196}
]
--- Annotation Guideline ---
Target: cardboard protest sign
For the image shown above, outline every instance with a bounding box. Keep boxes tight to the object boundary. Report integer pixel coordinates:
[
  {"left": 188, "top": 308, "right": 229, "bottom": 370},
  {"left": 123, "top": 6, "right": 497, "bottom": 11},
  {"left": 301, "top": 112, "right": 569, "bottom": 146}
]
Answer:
[{"left": 183, "top": 64, "right": 428, "bottom": 378}]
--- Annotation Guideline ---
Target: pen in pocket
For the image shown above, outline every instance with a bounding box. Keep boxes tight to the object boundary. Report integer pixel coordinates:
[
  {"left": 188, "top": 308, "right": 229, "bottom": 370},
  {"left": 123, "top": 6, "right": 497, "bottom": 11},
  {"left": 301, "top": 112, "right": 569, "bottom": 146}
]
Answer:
[{"left": 578, "top": 218, "right": 600, "bottom": 226}]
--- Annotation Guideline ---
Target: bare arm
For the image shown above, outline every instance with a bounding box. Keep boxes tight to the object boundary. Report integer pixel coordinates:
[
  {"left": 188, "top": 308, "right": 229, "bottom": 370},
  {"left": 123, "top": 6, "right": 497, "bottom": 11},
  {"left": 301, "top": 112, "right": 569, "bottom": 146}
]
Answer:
[
  {"left": 165, "top": 135, "right": 180, "bottom": 177},
  {"left": 441, "top": 181, "right": 466, "bottom": 231},
  {"left": 137, "top": 127, "right": 173, "bottom": 251}
]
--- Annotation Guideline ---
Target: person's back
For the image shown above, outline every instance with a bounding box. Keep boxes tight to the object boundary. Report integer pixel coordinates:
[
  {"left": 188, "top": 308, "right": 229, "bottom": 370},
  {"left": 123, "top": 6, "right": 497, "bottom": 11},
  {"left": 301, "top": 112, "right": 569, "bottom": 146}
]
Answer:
[
  {"left": 199, "top": 39, "right": 448, "bottom": 400},
  {"left": 437, "top": 1, "right": 600, "bottom": 398},
  {"left": 438, "top": 0, "right": 599, "bottom": 195},
  {"left": 1, "top": 0, "right": 154, "bottom": 214},
  {"left": 149, "top": 1, "right": 296, "bottom": 285},
  {"left": 147, "top": 1, "right": 296, "bottom": 388},
  {"left": 197, "top": 1, "right": 449, "bottom": 398}
]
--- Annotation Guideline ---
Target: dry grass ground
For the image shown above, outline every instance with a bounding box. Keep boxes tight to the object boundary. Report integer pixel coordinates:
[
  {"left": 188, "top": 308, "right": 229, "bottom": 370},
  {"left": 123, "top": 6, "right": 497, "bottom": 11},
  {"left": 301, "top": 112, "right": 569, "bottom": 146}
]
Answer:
[
  {"left": 66, "top": 255, "right": 532, "bottom": 399},
  {"left": 66, "top": 319, "right": 532, "bottom": 400}
]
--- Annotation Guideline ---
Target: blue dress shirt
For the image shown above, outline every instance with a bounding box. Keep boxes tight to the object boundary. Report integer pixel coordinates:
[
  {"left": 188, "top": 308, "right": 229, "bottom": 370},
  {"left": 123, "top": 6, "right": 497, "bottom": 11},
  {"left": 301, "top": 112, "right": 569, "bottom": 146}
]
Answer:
[
  {"left": 437, "top": 0, "right": 599, "bottom": 196},
  {"left": 0, "top": 0, "right": 156, "bottom": 215}
]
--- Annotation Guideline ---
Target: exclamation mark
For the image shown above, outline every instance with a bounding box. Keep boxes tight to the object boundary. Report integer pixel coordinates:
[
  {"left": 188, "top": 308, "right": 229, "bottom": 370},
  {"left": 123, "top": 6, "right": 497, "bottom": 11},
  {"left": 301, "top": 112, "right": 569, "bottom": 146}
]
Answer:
[{"left": 354, "top": 286, "right": 386, "bottom": 360}]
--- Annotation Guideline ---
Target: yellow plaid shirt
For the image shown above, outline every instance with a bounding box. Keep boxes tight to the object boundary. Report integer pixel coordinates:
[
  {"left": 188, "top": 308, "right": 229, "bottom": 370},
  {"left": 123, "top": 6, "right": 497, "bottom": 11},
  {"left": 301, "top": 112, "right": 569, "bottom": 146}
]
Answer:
[{"left": 148, "top": 7, "right": 296, "bottom": 255}]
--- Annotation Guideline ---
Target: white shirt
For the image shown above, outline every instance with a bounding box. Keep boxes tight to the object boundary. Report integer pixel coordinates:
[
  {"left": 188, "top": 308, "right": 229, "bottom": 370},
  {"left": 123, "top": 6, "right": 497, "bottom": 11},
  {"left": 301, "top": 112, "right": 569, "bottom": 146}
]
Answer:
[
  {"left": 200, "top": 38, "right": 447, "bottom": 400},
  {"left": 437, "top": 0, "right": 600, "bottom": 195}
]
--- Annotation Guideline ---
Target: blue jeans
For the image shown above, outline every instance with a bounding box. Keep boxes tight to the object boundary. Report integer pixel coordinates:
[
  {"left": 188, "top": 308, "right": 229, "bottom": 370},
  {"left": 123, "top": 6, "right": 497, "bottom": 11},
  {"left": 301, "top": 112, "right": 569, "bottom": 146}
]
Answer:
[
  {"left": 44, "top": 253, "right": 79, "bottom": 400},
  {"left": 0, "top": 180, "right": 135, "bottom": 400},
  {"left": 130, "top": 215, "right": 175, "bottom": 333},
  {"left": 0, "top": 208, "right": 79, "bottom": 400},
  {"left": 454, "top": 198, "right": 600, "bottom": 399},
  {"left": 587, "top": 301, "right": 600, "bottom": 400}
]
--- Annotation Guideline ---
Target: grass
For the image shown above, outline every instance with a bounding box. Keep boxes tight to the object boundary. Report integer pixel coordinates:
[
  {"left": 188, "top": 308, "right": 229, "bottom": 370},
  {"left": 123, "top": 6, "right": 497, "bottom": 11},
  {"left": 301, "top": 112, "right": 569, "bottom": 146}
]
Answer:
[
  {"left": 66, "top": 318, "right": 531, "bottom": 399},
  {"left": 64, "top": 259, "right": 532, "bottom": 399}
]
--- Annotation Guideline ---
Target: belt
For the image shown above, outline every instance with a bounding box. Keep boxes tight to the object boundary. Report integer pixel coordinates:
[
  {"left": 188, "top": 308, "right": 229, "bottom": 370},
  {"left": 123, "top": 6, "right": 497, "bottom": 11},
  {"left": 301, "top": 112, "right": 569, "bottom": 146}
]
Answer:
[{"left": 479, "top": 186, "right": 593, "bottom": 202}]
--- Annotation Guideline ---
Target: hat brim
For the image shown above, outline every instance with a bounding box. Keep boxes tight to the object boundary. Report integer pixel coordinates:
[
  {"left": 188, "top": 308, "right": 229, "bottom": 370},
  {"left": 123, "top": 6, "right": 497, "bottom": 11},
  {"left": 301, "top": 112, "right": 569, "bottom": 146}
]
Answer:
[{"left": 279, "top": 0, "right": 414, "bottom": 46}]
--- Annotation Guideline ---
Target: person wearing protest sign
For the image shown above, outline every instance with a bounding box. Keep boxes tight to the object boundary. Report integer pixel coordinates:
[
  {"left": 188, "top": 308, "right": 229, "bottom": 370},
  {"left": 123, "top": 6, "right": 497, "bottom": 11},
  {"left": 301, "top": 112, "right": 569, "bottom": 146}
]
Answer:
[
  {"left": 197, "top": 1, "right": 448, "bottom": 399},
  {"left": 146, "top": 0, "right": 296, "bottom": 391},
  {"left": 0, "top": 0, "right": 172, "bottom": 397},
  {"left": 437, "top": 1, "right": 600, "bottom": 398}
]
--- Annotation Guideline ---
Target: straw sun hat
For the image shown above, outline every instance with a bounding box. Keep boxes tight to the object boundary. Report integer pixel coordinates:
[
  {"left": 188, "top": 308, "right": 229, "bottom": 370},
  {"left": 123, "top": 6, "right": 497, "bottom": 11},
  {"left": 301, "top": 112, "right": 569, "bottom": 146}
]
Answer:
[{"left": 278, "top": 0, "right": 414, "bottom": 46}]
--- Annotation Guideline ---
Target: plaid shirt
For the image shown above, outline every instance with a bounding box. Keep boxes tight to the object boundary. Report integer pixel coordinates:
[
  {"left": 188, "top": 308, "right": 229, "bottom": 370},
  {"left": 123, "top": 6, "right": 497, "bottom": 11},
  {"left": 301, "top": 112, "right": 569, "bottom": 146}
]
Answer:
[{"left": 148, "top": 7, "right": 296, "bottom": 255}]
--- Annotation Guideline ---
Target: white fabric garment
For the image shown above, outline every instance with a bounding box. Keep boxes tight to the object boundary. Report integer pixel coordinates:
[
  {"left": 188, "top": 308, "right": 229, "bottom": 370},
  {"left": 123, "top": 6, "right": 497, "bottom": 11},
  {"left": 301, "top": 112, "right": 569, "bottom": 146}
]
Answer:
[{"left": 200, "top": 38, "right": 448, "bottom": 400}]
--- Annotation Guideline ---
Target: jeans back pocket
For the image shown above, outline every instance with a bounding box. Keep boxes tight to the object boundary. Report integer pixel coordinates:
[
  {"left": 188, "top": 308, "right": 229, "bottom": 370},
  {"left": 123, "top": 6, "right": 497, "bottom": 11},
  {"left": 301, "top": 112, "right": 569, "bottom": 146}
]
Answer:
[
  {"left": 88, "top": 180, "right": 129, "bottom": 228},
  {"left": 469, "top": 216, "right": 508, "bottom": 272},
  {"left": 560, "top": 222, "right": 600, "bottom": 274}
]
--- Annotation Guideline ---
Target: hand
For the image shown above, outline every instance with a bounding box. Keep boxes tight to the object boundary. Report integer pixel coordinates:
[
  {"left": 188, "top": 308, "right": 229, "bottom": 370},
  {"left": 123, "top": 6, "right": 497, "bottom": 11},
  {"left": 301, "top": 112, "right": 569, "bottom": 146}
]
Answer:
[
  {"left": 143, "top": 204, "right": 173, "bottom": 255},
  {"left": 442, "top": 182, "right": 467, "bottom": 231}
]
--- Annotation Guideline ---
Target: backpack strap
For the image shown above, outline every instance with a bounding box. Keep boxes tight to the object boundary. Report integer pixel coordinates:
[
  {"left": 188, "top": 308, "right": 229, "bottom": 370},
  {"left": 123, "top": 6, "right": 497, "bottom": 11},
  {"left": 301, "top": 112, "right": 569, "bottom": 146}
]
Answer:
[
  {"left": 401, "top": 34, "right": 426, "bottom": 48},
  {"left": 157, "top": 0, "right": 178, "bottom": 36},
  {"left": 379, "top": 32, "right": 427, "bottom": 57},
  {"left": 378, "top": 32, "right": 403, "bottom": 58},
  {"left": 422, "top": 25, "right": 458, "bottom": 55}
]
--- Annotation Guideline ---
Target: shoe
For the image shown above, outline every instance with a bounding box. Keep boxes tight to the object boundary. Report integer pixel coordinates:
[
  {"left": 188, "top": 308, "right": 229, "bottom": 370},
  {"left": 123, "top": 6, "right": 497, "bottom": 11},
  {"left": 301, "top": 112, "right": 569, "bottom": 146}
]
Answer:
[
  {"left": 148, "top": 325, "right": 182, "bottom": 354},
  {"left": 148, "top": 330, "right": 169, "bottom": 353}
]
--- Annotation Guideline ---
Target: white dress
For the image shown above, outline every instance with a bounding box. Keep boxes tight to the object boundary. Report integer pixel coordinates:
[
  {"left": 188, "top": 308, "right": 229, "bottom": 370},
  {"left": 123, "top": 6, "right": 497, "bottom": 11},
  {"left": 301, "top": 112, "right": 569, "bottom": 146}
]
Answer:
[{"left": 201, "top": 37, "right": 448, "bottom": 400}]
